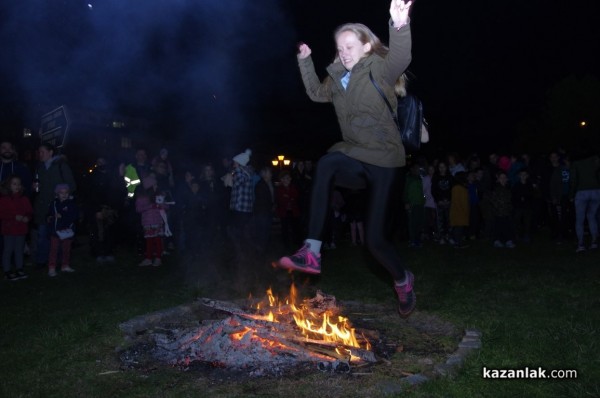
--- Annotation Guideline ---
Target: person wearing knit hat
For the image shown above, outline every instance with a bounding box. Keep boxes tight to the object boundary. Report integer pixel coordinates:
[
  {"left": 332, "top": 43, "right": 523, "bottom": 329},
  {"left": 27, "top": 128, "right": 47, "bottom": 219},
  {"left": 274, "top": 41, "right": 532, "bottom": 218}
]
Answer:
[
  {"left": 233, "top": 149, "right": 252, "bottom": 167},
  {"left": 229, "top": 149, "right": 255, "bottom": 260},
  {"left": 54, "top": 183, "right": 70, "bottom": 194}
]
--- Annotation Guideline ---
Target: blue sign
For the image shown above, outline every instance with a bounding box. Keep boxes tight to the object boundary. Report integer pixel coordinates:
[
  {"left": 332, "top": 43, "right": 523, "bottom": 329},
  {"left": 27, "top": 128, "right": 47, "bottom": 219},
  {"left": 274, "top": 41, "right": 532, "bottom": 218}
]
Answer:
[{"left": 40, "top": 106, "right": 70, "bottom": 148}]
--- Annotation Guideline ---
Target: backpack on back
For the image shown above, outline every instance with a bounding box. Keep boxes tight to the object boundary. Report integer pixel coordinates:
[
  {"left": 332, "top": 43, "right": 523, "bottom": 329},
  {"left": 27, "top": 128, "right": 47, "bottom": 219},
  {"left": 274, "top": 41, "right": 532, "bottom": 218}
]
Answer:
[
  {"left": 369, "top": 71, "right": 429, "bottom": 153},
  {"left": 397, "top": 94, "right": 424, "bottom": 152}
]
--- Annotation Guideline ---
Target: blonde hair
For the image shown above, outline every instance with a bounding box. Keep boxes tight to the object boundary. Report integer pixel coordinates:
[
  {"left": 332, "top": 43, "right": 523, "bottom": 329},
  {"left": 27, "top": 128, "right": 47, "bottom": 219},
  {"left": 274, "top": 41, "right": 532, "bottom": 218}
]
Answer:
[
  {"left": 334, "top": 23, "right": 409, "bottom": 97},
  {"left": 333, "top": 23, "right": 388, "bottom": 62},
  {"left": 395, "top": 74, "right": 408, "bottom": 97}
]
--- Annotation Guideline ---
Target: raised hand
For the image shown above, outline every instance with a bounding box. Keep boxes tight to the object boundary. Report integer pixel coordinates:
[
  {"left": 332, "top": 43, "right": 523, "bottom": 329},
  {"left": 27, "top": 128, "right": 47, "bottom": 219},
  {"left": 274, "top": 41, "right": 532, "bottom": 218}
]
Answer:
[
  {"left": 297, "top": 42, "right": 312, "bottom": 60},
  {"left": 389, "top": 0, "right": 413, "bottom": 28}
]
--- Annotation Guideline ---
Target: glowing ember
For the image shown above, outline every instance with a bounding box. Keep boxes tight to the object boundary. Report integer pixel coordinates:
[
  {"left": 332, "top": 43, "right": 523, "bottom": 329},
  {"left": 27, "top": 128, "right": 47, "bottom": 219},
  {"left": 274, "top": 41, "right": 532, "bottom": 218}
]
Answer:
[
  {"left": 143, "top": 287, "right": 376, "bottom": 376},
  {"left": 252, "top": 284, "right": 371, "bottom": 351}
]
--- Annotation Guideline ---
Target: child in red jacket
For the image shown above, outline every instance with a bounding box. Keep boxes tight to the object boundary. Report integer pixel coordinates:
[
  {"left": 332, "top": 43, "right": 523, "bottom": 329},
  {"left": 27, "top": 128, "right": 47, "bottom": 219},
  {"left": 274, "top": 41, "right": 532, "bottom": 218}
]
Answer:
[
  {"left": 0, "top": 176, "right": 33, "bottom": 281},
  {"left": 136, "top": 175, "right": 169, "bottom": 267}
]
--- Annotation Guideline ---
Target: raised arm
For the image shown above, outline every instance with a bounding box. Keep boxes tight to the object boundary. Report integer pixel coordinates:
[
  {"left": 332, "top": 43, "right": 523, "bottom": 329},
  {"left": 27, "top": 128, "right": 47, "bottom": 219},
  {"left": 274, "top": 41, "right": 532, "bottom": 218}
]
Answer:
[
  {"left": 390, "top": 0, "right": 412, "bottom": 29},
  {"left": 297, "top": 43, "right": 334, "bottom": 103}
]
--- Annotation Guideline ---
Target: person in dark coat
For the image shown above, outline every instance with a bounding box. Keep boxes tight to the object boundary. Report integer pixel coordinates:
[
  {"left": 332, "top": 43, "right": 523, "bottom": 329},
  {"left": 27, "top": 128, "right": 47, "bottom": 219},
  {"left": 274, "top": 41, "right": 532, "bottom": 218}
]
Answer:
[{"left": 32, "top": 144, "right": 77, "bottom": 268}]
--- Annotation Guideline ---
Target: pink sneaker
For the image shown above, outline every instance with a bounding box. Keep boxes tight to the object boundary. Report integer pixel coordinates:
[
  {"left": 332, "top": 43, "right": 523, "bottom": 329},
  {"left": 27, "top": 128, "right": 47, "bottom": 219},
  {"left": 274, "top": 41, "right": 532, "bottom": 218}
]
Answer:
[
  {"left": 277, "top": 243, "right": 321, "bottom": 274},
  {"left": 395, "top": 270, "right": 416, "bottom": 318}
]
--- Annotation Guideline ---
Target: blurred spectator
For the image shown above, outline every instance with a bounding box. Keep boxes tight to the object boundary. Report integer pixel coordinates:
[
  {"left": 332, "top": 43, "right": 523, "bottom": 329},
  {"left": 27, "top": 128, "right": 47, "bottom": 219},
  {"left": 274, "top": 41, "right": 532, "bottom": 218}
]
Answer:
[
  {"left": 151, "top": 148, "right": 175, "bottom": 187},
  {"left": 198, "top": 164, "right": 227, "bottom": 244},
  {"left": 32, "top": 143, "right": 77, "bottom": 269},
  {"left": 0, "top": 140, "right": 32, "bottom": 259},
  {"left": 85, "top": 157, "right": 126, "bottom": 263},
  {"left": 228, "top": 149, "right": 255, "bottom": 253},
  {"left": 122, "top": 148, "right": 151, "bottom": 199},
  {"left": 490, "top": 171, "right": 515, "bottom": 248},
  {"left": 254, "top": 166, "right": 275, "bottom": 255},
  {"left": 547, "top": 151, "right": 572, "bottom": 243},
  {"left": 181, "top": 179, "right": 205, "bottom": 255},
  {"left": 345, "top": 188, "right": 367, "bottom": 246},
  {"left": 0, "top": 176, "right": 32, "bottom": 281},
  {"left": 136, "top": 175, "right": 169, "bottom": 267},
  {"left": 404, "top": 163, "right": 425, "bottom": 248},
  {"left": 323, "top": 188, "right": 345, "bottom": 250},
  {"left": 432, "top": 161, "right": 452, "bottom": 244},
  {"left": 447, "top": 152, "right": 466, "bottom": 176},
  {"left": 422, "top": 164, "right": 437, "bottom": 241},
  {"left": 275, "top": 171, "right": 301, "bottom": 249},
  {"left": 47, "top": 184, "right": 78, "bottom": 277},
  {"left": 512, "top": 169, "right": 534, "bottom": 243},
  {"left": 0, "top": 141, "right": 32, "bottom": 197},
  {"left": 467, "top": 170, "right": 481, "bottom": 239},
  {"left": 449, "top": 172, "right": 470, "bottom": 248},
  {"left": 569, "top": 152, "right": 600, "bottom": 252}
]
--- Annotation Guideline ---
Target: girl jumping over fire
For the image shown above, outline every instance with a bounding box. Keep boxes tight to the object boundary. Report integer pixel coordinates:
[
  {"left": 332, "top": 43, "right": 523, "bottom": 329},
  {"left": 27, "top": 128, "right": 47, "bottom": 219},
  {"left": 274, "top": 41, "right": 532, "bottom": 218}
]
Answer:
[{"left": 277, "top": 0, "right": 416, "bottom": 317}]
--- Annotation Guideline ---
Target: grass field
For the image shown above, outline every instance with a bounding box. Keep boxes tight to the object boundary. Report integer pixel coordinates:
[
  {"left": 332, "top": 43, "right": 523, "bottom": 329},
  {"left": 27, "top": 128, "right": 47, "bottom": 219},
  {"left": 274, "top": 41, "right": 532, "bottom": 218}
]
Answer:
[{"left": 0, "top": 232, "right": 598, "bottom": 398}]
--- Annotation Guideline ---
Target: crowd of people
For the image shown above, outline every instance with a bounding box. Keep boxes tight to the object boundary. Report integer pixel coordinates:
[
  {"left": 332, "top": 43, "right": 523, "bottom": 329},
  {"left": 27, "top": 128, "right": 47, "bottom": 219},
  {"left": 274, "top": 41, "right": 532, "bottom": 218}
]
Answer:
[
  {"left": 403, "top": 151, "right": 600, "bottom": 252},
  {"left": 1, "top": 139, "right": 599, "bottom": 285}
]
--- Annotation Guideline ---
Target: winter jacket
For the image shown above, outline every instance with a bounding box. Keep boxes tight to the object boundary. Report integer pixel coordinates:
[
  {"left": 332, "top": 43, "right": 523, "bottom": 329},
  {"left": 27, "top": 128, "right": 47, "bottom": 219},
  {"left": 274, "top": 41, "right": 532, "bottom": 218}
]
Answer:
[
  {"left": 230, "top": 165, "right": 254, "bottom": 213},
  {"left": 47, "top": 197, "right": 78, "bottom": 235},
  {"left": 450, "top": 185, "right": 470, "bottom": 227},
  {"left": 33, "top": 156, "right": 77, "bottom": 225},
  {"left": 298, "top": 22, "right": 411, "bottom": 168},
  {"left": 135, "top": 195, "right": 167, "bottom": 228},
  {"left": 0, "top": 192, "right": 33, "bottom": 235}
]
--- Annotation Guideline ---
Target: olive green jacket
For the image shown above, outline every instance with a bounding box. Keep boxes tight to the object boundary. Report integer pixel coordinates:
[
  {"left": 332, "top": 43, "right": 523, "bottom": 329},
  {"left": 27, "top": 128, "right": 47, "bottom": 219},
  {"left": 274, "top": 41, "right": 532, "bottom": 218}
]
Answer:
[
  {"left": 33, "top": 156, "right": 77, "bottom": 225},
  {"left": 298, "top": 23, "right": 412, "bottom": 167}
]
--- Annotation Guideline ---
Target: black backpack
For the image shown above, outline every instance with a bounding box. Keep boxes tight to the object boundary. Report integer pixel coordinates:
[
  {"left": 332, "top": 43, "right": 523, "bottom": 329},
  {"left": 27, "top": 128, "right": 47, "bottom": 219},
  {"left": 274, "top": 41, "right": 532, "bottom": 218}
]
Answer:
[{"left": 369, "top": 71, "right": 425, "bottom": 152}]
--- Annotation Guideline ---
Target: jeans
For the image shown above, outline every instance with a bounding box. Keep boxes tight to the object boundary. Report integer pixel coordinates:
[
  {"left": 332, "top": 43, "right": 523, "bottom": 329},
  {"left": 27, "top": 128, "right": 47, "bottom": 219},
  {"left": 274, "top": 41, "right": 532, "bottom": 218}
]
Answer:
[
  {"left": 574, "top": 189, "right": 600, "bottom": 245},
  {"left": 2, "top": 235, "right": 26, "bottom": 272},
  {"left": 35, "top": 224, "right": 51, "bottom": 265}
]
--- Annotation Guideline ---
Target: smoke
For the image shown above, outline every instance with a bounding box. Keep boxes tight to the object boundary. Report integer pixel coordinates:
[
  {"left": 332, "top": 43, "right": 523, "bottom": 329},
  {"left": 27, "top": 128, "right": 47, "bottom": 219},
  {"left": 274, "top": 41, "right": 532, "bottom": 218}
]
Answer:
[{"left": 1, "top": 0, "right": 297, "bottom": 149}]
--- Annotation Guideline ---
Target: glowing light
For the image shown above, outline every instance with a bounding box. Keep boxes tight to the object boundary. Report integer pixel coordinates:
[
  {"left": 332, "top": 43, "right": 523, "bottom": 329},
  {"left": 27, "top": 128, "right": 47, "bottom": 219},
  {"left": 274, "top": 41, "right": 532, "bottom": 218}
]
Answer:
[
  {"left": 277, "top": 155, "right": 284, "bottom": 161},
  {"left": 580, "top": 121, "right": 587, "bottom": 127},
  {"left": 271, "top": 160, "right": 279, "bottom": 166},
  {"left": 88, "top": 4, "right": 93, "bottom": 9},
  {"left": 283, "top": 159, "right": 291, "bottom": 166}
]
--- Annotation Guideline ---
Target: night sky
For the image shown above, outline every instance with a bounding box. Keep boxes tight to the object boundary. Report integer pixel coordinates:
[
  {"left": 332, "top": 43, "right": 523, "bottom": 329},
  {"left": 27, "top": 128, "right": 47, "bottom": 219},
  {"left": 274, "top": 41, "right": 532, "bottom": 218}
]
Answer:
[{"left": 1, "top": 0, "right": 598, "bottom": 160}]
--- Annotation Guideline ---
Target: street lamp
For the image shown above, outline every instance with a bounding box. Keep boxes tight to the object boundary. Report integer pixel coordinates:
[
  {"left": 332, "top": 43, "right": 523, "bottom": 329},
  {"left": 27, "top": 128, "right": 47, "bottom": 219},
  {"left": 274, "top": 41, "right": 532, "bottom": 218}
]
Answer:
[{"left": 272, "top": 154, "right": 291, "bottom": 171}]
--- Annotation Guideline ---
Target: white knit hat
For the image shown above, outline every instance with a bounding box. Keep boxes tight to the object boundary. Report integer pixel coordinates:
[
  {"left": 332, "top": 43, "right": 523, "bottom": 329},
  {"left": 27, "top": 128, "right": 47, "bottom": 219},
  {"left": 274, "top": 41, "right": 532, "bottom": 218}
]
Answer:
[{"left": 233, "top": 149, "right": 252, "bottom": 166}]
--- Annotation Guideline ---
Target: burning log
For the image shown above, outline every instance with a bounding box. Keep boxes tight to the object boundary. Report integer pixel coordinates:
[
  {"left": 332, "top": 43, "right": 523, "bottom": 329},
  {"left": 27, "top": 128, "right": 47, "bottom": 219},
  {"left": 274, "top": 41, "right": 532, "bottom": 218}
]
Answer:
[
  {"left": 145, "top": 287, "right": 378, "bottom": 375},
  {"left": 199, "top": 298, "right": 247, "bottom": 316}
]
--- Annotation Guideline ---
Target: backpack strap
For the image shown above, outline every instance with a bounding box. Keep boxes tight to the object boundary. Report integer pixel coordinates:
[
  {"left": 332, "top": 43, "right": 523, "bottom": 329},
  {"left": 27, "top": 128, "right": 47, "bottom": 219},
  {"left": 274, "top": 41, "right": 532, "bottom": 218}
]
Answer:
[{"left": 369, "top": 71, "right": 399, "bottom": 126}]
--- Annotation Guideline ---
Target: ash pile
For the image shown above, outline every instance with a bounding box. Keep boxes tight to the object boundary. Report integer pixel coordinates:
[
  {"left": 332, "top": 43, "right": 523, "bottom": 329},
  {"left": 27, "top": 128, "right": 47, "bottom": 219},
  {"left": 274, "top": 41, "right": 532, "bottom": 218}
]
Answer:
[{"left": 118, "top": 289, "right": 380, "bottom": 377}]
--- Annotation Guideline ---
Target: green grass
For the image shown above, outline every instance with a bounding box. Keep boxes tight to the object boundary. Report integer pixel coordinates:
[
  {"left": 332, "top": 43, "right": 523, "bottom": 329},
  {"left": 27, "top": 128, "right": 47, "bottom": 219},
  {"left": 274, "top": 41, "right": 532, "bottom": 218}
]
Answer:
[{"left": 0, "top": 234, "right": 598, "bottom": 397}]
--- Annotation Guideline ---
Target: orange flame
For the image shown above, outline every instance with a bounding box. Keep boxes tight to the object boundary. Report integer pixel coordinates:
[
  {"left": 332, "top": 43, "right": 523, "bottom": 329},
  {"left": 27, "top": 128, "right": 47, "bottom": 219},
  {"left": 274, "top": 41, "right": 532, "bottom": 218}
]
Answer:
[{"left": 252, "top": 284, "right": 369, "bottom": 350}]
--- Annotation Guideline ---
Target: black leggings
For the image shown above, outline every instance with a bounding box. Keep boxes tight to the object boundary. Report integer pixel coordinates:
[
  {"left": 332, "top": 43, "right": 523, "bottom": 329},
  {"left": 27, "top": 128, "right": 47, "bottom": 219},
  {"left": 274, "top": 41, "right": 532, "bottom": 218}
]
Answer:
[{"left": 308, "top": 151, "right": 406, "bottom": 281}]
